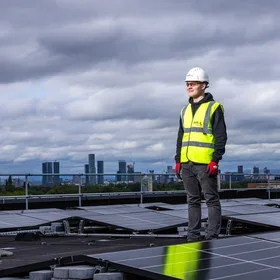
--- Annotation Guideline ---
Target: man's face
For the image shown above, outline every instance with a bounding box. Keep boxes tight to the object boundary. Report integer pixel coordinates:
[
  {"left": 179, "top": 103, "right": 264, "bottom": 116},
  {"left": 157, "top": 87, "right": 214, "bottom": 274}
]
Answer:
[{"left": 186, "top": 81, "right": 206, "bottom": 98}]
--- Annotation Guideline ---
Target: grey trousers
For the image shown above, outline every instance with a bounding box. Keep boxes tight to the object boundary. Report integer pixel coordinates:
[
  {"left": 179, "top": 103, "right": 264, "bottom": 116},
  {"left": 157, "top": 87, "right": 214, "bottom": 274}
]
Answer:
[{"left": 181, "top": 162, "right": 221, "bottom": 239}]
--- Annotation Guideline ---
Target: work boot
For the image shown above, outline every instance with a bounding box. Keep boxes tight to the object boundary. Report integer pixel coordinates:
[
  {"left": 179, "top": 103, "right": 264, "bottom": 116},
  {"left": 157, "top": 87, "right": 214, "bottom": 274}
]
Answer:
[{"left": 187, "top": 235, "right": 205, "bottom": 242}]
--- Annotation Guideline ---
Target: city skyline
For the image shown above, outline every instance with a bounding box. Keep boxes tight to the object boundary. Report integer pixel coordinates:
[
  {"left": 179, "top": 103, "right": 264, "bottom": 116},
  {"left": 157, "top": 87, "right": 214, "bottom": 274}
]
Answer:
[
  {"left": 40, "top": 155, "right": 277, "bottom": 176},
  {"left": 0, "top": 1, "right": 279, "bottom": 175}
]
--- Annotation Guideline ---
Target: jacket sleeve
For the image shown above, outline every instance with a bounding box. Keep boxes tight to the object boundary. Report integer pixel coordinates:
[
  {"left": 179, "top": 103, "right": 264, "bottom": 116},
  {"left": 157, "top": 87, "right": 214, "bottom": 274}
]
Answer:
[
  {"left": 211, "top": 105, "right": 227, "bottom": 163},
  {"left": 175, "top": 116, "right": 184, "bottom": 163}
]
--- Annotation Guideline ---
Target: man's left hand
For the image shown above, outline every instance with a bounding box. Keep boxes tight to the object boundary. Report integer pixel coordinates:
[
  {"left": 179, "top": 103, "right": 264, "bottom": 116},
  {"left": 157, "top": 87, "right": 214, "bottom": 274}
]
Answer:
[{"left": 207, "top": 161, "right": 219, "bottom": 176}]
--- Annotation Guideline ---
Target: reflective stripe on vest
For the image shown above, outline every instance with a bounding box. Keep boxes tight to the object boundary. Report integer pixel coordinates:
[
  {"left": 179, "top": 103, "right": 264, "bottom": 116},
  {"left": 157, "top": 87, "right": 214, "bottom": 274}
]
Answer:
[
  {"left": 180, "top": 101, "right": 221, "bottom": 164},
  {"left": 163, "top": 242, "right": 202, "bottom": 279}
]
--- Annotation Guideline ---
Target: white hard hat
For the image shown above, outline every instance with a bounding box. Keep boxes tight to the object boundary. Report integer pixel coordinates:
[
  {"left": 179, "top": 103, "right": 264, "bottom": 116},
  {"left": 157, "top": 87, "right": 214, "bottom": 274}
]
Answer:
[{"left": 185, "top": 67, "right": 209, "bottom": 84}]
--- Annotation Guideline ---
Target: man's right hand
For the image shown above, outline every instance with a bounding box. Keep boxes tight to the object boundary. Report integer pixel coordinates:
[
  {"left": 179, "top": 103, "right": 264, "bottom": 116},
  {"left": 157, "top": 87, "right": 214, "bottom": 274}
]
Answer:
[{"left": 175, "top": 163, "right": 182, "bottom": 180}]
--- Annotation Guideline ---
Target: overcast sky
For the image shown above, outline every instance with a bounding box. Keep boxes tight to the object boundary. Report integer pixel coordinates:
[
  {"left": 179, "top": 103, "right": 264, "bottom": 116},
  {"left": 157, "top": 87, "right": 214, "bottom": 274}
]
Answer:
[{"left": 0, "top": 0, "right": 280, "bottom": 175}]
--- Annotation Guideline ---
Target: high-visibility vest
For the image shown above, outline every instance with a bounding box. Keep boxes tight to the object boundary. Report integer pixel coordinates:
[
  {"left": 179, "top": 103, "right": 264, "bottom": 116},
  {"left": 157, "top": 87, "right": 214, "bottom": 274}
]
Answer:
[
  {"left": 163, "top": 242, "right": 202, "bottom": 280},
  {"left": 180, "top": 101, "right": 222, "bottom": 164}
]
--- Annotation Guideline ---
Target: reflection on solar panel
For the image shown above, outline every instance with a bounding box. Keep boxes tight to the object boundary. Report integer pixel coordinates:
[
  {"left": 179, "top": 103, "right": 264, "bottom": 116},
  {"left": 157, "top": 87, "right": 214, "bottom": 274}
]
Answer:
[
  {"left": 85, "top": 236, "right": 280, "bottom": 279},
  {"left": 82, "top": 211, "right": 187, "bottom": 232}
]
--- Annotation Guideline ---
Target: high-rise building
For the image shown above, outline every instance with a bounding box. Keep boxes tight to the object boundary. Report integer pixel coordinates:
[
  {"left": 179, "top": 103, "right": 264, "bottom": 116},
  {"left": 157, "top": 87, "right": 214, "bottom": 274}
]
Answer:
[
  {"left": 117, "top": 160, "right": 126, "bottom": 182},
  {"left": 264, "top": 167, "right": 270, "bottom": 174},
  {"left": 97, "top": 160, "right": 104, "bottom": 185},
  {"left": 42, "top": 162, "right": 53, "bottom": 186},
  {"left": 53, "top": 161, "right": 60, "bottom": 185},
  {"left": 253, "top": 166, "right": 259, "bottom": 174},
  {"left": 84, "top": 164, "right": 89, "bottom": 185},
  {"left": 88, "top": 154, "right": 96, "bottom": 185},
  {"left": 127, "top": 164, "right": 134, "bottom": 182},
  {"left": 237, "top": 165, "right": 243, "bottom": 173},
  {"left": 42, "top": 162, "right": 47, "bottom": 186}
]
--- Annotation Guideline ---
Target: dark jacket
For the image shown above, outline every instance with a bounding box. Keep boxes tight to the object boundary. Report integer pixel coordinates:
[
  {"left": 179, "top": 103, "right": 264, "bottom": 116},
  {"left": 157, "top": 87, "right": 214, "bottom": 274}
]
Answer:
[{"left": 175, "top": 92, "right": 227, "bottom": 164}]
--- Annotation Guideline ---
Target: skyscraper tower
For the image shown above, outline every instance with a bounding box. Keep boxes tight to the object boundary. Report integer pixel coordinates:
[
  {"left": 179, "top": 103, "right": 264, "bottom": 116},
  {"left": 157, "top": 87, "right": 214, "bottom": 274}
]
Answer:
[
  {"left": 84, "top": 164, "right": 89, "bottom": 185},
  {"left": 97, "top": 160, "right": 104, "bottom": 185},
  {"left": 238, "top": 165, "right": 243, "bottom": 173},
  {"left": 42, "top": 162, "right": 53, "bottom": 186},
  {"left": 253, "top": 166, "right": 259, "bottom": 174},
  {"left": 42, "top": 162, "right": 47, "bottom": 186},
  {"left": 88, "top": 154, "right": 96, "bottom": 185},
  {"left": 118, "top": 160, "right": 126, "bottom": 182},
  {"left": 53, "top": 161, "right": 60, "bottom": 185}
]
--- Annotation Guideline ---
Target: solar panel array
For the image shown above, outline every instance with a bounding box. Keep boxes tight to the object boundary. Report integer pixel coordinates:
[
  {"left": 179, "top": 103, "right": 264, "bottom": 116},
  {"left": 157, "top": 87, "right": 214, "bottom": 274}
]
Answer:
[
  {"left": 86, "top": 234, "right": 280, "bottom": 280},
  {"left": 0, "top": 204, "right": 187, "bottom": 232},
  {"left": 0, "top": 198, "right": 280, "bottom": 232}
]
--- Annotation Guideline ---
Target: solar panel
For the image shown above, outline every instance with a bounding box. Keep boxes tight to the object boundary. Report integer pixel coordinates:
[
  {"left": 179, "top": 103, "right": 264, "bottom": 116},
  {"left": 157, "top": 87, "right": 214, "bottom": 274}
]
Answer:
[
  {"left": 219, "top": 200, "right": 246, "bottom": 207},
  {"left": 160, "top": 204, "right": 188, "bottom": 210},
  {"left": 2, "top": 208, "right": 62, "bottom": 214},
  {"left": 159, "top": 208, "right": 210, "bottom": 220},
  {"left": 131, "top": 203, "right": 175, "bottom": 209},
  {"left": 20, "top": 211, "right": 74, "bottom": 222},
  {"left": 249, "top": 231, "right": 280, "bottom": 242},
  {"left": 80, "top": 211, "right": 187, "bottom": 232},
  {"left": 232, "top": 198, "right": 265, "bottom": 203},
  {"left": 85, "top": 236, "right": 280, "bottom": 279},
  {"left": 158, "top": 207, "right": 239, "bottom": 221},
  {"left": 269, "top": 198, "right": 280, "bottom": 206},
  {"left": 80, "top": 205, "right": 150, "bottom": 214},
  {"left": 0, "top": 214, "right": 48, "bottom": 229},
  {"left": 224, "top": 212, "right": 280, "bottom": 228},
  {"left": 222, "top": 204, "right": 280, "bottom": 215},
  {"left": 232, "top": 198, "right": 270, "bottom": 206}
]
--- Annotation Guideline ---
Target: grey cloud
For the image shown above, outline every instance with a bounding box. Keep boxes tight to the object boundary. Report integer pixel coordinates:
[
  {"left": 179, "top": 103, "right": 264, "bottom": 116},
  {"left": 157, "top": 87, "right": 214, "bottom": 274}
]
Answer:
[
  {"left": 0, "top": 0, "right": 279, "bottom": 84},
  {"left": 0, "top": 0, "right": 280, "bottom": 173}
]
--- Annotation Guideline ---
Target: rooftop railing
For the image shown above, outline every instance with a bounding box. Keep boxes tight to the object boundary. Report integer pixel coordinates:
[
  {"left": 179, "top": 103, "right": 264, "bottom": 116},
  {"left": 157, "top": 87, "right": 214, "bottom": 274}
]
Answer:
[{"left": 0, "top": 172, "right": 278, "bottom": 209}]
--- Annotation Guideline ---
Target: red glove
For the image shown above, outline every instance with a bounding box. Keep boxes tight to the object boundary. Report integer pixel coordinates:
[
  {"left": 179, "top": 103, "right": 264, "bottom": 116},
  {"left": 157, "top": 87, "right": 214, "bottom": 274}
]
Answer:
[
  {"left": 175, "top": 163, "right": 182, "bottom": 180},
  {"left": 207, "top": 161, "right": 219, "bottom": 176}
]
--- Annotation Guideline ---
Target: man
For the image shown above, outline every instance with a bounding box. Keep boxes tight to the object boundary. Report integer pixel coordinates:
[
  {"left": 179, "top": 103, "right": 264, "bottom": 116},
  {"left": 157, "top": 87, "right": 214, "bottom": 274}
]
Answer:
[{"left": 175, "top": 67, "right": 227, "bottom": 241}]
